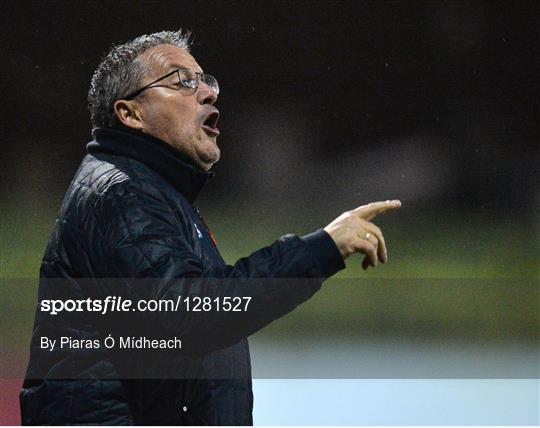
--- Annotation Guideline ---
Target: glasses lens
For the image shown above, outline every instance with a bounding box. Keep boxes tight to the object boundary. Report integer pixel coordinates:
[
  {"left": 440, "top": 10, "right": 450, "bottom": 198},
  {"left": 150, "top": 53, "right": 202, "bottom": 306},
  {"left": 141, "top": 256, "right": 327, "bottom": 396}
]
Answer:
[
  {"left": 203, "top": 74, "right": 219, "bottom": 95},
  {"left": 178, "top": 69, "right": 198, "bottom": 89}
]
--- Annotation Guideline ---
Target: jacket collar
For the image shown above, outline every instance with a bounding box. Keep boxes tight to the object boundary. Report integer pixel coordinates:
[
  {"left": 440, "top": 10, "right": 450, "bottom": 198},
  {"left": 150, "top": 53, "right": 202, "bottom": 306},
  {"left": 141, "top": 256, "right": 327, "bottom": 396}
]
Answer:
[{"left": 87, "top": 127, "right": 213, "bottom": 203}]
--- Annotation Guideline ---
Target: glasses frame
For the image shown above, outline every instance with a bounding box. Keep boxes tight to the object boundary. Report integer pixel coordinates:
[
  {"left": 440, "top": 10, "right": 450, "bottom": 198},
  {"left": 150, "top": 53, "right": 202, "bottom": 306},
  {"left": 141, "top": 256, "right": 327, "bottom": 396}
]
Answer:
[{"left": 123, "top": 68, "right": 219, "bottom": 100}]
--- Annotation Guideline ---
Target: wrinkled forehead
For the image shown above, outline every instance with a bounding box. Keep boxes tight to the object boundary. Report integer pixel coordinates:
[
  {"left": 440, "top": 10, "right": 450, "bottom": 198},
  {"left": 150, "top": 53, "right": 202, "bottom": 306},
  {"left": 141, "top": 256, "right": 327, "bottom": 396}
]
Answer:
[{"left": 138, "top": 44, "right": 203, "bottom": 82}]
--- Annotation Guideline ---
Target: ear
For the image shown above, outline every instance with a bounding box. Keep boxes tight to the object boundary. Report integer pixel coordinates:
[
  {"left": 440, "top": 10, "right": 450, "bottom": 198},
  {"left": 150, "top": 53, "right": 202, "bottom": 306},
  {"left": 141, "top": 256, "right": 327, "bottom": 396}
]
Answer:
[{"left": 113, "top": 100, "right": 144, "bottom": 130}]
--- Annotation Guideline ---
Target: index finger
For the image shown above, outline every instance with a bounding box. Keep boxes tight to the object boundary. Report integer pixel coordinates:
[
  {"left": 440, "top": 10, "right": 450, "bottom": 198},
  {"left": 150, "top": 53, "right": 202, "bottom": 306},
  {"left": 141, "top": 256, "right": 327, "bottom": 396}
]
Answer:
[{"left": 352, "top": 200, "right": 401, "bottom": 221}]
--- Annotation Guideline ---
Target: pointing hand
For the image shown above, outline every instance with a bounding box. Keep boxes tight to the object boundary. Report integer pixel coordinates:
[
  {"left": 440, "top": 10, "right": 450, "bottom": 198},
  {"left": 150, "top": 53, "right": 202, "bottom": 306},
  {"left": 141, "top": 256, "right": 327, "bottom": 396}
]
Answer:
[{"left": 324, "top": 200, "right": 401, "bottom": 270}]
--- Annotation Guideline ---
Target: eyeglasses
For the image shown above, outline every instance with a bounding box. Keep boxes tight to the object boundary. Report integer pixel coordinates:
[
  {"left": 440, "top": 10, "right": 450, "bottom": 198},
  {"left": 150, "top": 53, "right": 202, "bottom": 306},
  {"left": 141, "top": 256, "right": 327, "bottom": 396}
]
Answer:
[{"left": 123, "top": 68, "right": 219, "bottom": 100}]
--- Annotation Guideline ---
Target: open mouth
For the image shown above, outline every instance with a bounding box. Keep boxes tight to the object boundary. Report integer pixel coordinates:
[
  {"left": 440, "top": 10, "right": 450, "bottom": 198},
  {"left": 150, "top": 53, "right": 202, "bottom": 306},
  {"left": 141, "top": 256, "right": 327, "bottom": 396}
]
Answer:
[{"left": 201, "top": 110, "right": 220, "bottom": 137}]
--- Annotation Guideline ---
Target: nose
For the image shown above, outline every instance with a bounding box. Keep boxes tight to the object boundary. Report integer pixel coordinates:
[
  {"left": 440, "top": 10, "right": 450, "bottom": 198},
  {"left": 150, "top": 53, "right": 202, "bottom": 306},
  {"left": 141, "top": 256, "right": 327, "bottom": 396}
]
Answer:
[{"left": 197, "top": 81, "right": 217, "bottom": 106}]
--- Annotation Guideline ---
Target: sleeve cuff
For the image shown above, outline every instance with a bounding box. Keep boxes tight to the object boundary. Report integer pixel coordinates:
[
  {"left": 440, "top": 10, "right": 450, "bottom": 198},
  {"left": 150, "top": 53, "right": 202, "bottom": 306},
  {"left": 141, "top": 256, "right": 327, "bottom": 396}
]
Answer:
[{"left": 301, "top": 229, "right": 345, "bottom": 278}]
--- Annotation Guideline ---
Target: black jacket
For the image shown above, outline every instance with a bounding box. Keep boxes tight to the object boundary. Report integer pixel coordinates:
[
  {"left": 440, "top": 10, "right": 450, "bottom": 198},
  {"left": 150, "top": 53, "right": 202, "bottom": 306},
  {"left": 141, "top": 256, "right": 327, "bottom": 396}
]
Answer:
[{"left": 20, "top": 127, "right": 345, "bottom": 425}]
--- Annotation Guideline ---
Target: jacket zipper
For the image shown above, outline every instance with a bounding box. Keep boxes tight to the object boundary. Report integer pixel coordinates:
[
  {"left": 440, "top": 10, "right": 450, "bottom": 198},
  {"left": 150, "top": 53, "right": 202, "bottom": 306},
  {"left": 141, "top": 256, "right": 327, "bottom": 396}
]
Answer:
[{"left": 192, "top": 204, "right": 218, "bottom": 247}]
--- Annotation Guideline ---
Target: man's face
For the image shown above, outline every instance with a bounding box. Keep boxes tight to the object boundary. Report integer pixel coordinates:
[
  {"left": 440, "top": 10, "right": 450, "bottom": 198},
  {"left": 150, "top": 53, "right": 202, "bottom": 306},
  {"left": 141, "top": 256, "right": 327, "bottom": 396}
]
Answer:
[{"left": 132, "top": 45, "right": 220, "bottom": 171}]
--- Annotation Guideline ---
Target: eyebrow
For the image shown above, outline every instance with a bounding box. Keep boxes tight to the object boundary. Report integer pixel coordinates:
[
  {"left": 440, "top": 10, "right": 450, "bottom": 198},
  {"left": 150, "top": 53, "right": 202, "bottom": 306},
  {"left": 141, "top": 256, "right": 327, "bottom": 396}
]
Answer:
[{"left": 168, "top": 64, "right": 204, "bottom": 74}]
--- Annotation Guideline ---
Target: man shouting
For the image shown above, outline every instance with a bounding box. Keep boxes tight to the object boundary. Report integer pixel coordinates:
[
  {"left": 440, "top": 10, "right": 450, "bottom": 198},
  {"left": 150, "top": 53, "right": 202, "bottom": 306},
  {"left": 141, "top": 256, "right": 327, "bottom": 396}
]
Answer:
[{"left": 20, "top": 30, "right": 400, "bottom": 425}]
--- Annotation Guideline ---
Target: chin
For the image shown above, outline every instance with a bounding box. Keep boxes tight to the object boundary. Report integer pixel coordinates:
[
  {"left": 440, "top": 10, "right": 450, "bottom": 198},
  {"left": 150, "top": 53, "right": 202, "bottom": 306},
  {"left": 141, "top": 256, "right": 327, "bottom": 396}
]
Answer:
[
  {"left": 206, "top": 150, "right": 221, "bottom": 167},
  {"left": 204, "top": 140, "right": 221, "bottom": 159},
  {"left": 194, "top": 147, "right": 218, "bottom": 170}
]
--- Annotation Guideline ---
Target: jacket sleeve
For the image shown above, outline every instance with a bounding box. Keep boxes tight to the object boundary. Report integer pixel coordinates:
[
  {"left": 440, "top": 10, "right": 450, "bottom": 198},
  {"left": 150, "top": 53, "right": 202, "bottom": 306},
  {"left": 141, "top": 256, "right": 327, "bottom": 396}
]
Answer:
[{"left": 89, "top": 178, "right": 345, "bottom": 354}]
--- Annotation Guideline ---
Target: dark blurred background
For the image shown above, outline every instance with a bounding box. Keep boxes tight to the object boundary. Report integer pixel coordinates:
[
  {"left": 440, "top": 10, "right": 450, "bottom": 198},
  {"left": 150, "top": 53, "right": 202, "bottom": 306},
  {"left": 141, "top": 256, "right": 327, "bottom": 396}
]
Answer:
[
  {"left": 1, "top": 0, "right": 539, "bottom": 424},
  {"left": 2, "top": 0, "right": 539, "bottom": 218}
]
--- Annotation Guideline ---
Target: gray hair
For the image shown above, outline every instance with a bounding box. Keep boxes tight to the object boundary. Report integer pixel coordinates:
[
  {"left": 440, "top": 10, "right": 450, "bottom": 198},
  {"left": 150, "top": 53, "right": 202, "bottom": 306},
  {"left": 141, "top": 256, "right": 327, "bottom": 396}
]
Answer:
[{"left": 88, "top": 30, "right": 192, "bottom": 128}]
